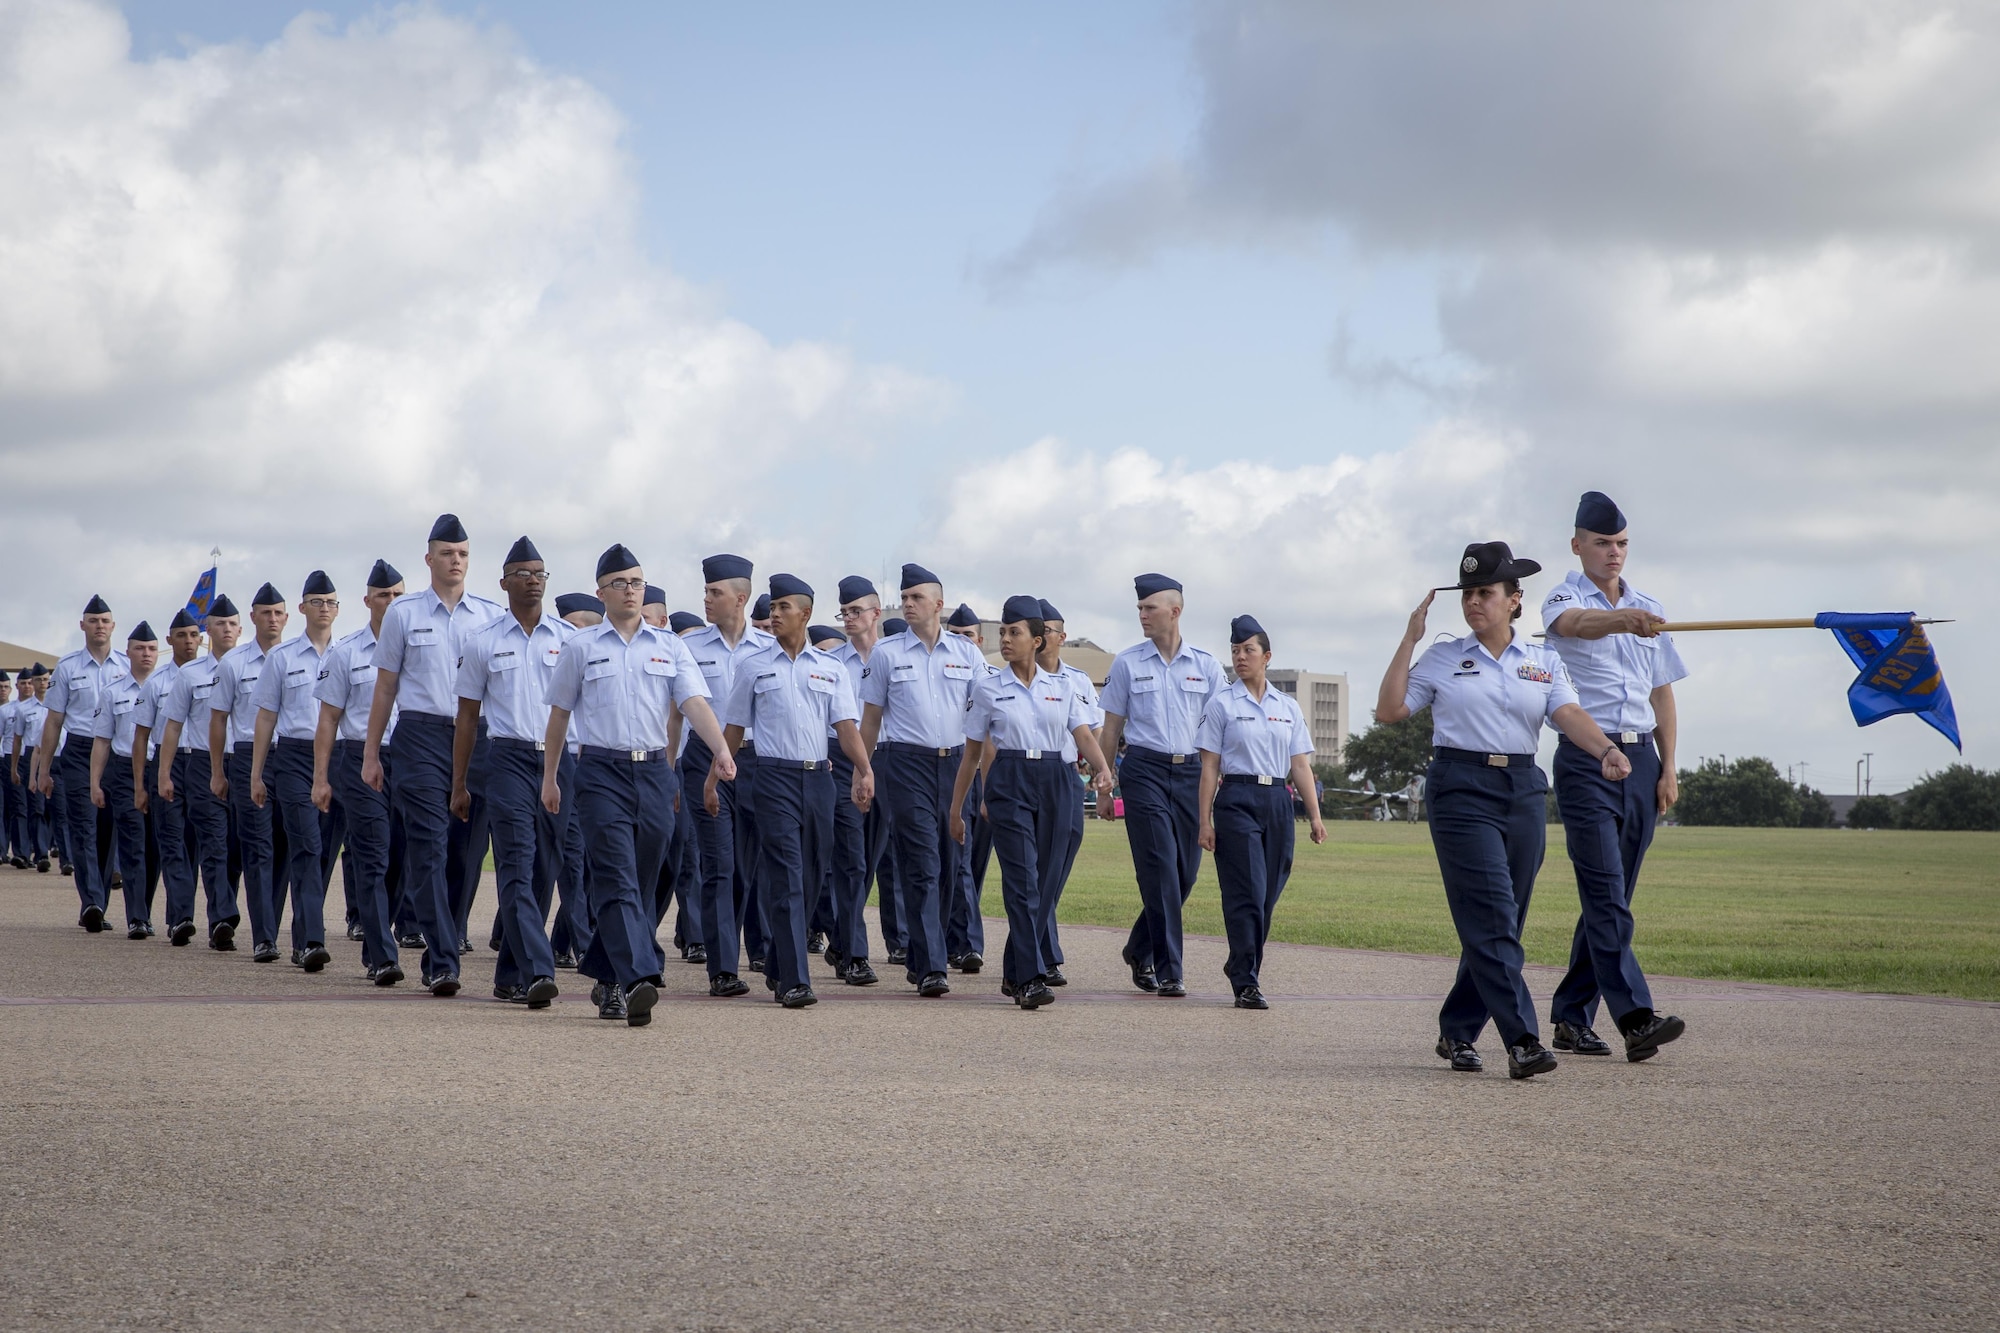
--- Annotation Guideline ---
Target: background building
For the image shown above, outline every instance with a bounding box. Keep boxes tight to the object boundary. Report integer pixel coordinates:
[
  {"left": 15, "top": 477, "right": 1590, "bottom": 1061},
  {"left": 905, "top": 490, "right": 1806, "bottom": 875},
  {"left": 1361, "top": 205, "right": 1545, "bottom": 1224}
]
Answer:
[
  {"left": 1265, "top": 669, "right": 1349, "bottom": 768},
  {"left": 978, "top": 621, "right": 1115, "bottom": 687},
  {"left": 0, "top": 640, "right": 57, "bottom": 674}
]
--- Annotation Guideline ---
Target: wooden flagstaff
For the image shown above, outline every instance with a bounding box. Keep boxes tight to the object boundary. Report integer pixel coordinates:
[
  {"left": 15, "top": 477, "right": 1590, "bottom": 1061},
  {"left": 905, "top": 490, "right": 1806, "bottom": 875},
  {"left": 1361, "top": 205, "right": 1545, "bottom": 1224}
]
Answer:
[{"left": 1656, "top": 618, "right": 1953, "bottom": 632}]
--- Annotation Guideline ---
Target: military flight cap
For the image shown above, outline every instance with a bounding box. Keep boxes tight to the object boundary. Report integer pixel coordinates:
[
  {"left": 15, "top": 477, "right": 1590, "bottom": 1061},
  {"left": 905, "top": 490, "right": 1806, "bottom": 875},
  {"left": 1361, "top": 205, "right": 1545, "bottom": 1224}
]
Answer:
[
  {"left": 127, "top": 621, "right": 157, "bottom": 642},
  {"left": 768, "top": 574, "right": 812, "bottom": 602},
  {"left": 702, "top": 554, "right": 752, "bottom": 583},
  {"left": 1134, "top": 573, "right": 1182, "bottom": 600},
  {"left": 504, "top": 536, "right": 542, "bottom": 566},
  {"left": 1230, "top": 615, "right": 1267, "bottom": 644},
  {"left": 837, "top": 575, "right": 876, "bottom": 605},
  {"left": 947, "top": 603, "right": 981, "bottom": 628},
  {"left": 367, "top": 559, "right": 402, "bottom": 589},
  {"left": 1575, "top": 491, "right": 1628, "bottom": 536},
  {"left": 429, "top": 513, "right": 468, "bottom": 543},
  {"left": 900, "top": 563, "right": 941, "bottom": 590},
  {"left": 596, "top": 544, "right": 641, "bottom": 581}
]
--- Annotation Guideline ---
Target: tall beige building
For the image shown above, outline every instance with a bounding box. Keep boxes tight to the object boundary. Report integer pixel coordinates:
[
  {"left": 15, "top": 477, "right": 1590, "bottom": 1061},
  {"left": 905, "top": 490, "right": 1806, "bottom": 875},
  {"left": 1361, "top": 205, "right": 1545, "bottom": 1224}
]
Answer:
[{"left": 1265, "top": 669, "right": 1348, "bottom": 767}]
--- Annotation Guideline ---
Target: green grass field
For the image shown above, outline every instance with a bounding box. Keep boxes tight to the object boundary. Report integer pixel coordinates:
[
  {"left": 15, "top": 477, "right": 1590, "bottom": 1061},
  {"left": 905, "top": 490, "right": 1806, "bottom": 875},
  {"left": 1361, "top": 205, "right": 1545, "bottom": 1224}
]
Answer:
[{"left": 1046, "top": 820, "right": 2000, "bottom": 1001}]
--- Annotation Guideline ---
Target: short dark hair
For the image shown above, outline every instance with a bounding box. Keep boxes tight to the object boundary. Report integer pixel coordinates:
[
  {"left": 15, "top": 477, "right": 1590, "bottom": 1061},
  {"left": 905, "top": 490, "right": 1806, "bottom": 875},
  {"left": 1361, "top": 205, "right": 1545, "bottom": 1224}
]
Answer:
[
  {"left": 1504, "top": 578, "right": 1522, "bottom": 622},
  {"left": 1240, "top": 631, "right": 1271, "bottom": 654}
]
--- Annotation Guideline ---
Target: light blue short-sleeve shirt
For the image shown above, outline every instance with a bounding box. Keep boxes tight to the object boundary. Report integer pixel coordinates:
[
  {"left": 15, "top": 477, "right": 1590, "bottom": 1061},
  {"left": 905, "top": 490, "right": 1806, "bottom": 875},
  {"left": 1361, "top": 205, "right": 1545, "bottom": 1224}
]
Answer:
[
  {"left": 855, "top": 630, "right": 984, "bottom": 750},
  {"left": 1098, "top": 638, "right": 1225, "bottom": 754},
  {"left": 162, "top": 657, "right": 224, "bottom": 752},
  {"left": 1539, "top": 570, "right": 1689, "bottom": 736},
  {"left": 315, "top": 628, "right": 397, "bottom": 745},
  {"left": 45, "top": 649, "right": 129, "bottom": 735},
  {"left": 546, "top": 621, "right": 709, "bottom": 752},
  {"left": 1404, "top": 632, "right": 1580, "bottom": 756},
  {"left": 722, "top": 643, "right": 859, "bottom": 763},
  {"left": 1196, "top": 680, "right": 1314, "bottom": 777},
  {"left": 254, "top": 635, "right": 333, "bottom": 741},
  {"left": 90, "top": 669, "right": 152, "bottom": 759},
  {"left": 456, "top": 613, "right": 572, "bottom": 744},
  {"left": 373, "top": 588, "right": 504, "bottom": 720},
  {"left": 963, "top": 666, "right": 1093, "bottom": 753}
]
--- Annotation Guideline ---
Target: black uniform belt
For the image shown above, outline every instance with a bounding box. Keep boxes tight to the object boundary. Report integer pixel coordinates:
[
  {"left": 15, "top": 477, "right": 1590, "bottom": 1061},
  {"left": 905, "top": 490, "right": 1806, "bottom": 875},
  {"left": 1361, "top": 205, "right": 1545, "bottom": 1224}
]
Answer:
[
  {"left": 879, "top": 741, "right": 963, "bottom": 758},
  {"left": 1434, "top": 747, "right": 1536, "bottom": 768},
  {"left": 274, "top": 736, "right": 315, "bottom": 750},
  {"left": 490, "top": 736, "right": 547, "bottom": 753},
  {"left": 750, "top": 755, "right": 830, "bottom": 771},
  {"left": 1126, "top": 746, "right": 1196, "bottom": 765},
  {"left": 579, "top": 745, "right": 669, "bottom": 763},
  {"left": 994, "top": 748, "right": 1062, "bottom": 761},
  {"left": 230, "top": 742, "right": 255, "bottom": 755},
  {"left": 397, "top": 711, "right": 455, "bottom": 729},
  {"left": 1222, "top": 774, "right": 1287, "bottom": 786},
  {"left": 1559, "top": 732, "right": 1652, "bottom": 749}
]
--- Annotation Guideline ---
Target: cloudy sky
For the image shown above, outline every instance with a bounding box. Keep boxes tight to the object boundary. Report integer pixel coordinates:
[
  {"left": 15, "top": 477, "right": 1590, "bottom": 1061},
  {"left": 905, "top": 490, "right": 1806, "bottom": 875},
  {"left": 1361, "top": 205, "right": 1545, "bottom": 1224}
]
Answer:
[{"left": 5, "top": 0, "right": 1991, "bottom": 790}]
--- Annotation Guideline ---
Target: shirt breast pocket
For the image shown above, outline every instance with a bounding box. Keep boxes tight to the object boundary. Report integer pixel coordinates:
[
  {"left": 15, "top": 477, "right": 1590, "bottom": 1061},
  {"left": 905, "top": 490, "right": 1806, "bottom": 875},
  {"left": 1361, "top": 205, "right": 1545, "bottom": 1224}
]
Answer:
[
  {"left": 583, "top": 657, "right": 618, "bottom": 684},
  {"left": 641, "top": 656, "right": 677, "bottom": 680},
  {"left": 405, "top": 626, "right": 438, "bottom": 650},
  {"left": 805, "top": 673, "right": 835, "bottom": 696},
  {"left": 192, "top": 684, "right": 214, "bottom": 702},
  {"left": 889, "top": 664, "right": 919, "bottom": 686},
  {"left": 112, "top": 699, "right": 135, "bottom": 715},
  {"left": 941, "top": 662, "right": 973, "bottom": 682},
  {"left": 1178, "top": 673, "right": 1209, "bottom": 694},
  {"left": 490, "top": 652, "right": 522, "bottom": 673}
]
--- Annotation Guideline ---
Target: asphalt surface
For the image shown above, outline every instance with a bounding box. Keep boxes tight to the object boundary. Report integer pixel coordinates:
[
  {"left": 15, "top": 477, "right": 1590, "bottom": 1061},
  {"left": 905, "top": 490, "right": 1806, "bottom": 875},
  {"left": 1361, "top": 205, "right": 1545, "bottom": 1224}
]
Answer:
[{"left": 3, "top": 863, "right": 1996, "bottom": 1331}]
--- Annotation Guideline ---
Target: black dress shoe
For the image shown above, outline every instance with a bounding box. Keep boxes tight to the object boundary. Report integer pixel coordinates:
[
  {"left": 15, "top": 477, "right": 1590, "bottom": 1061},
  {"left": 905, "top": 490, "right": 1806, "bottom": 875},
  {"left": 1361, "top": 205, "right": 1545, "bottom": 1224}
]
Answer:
[
  {"left": 598, "top": 984, "right": 627, "bottom": 1021},
  {"left": 109, "top": 872, "right": 125, "bottom": 892},
  {"left": 822, "top": 941, "right": 842, "bottom": 966},
  {"left": 1234, "top": 986, "right": 1268, "bottom": 1010},
  {"left": 1015, "top": 978, "right": 1054, "bottom": 1010},
  {"left": 487, "top": 931, "right": 503, "bottom": 952},
  {"left": 624, "top": 981, "right": 658, "bottom": 1027},
  {"left": 806, "top": 932, "right": 827, "bottom": 956},
  {"left": 169, "top": 921, "right": 196, "bottom": 947},
  {"left": 209, "top": 922, "right": 236, "bottom": 951},
  {"left": 35, "top": 857, "right": 50, "bottom": 873},
  {"left": 428, "top": 973, "right": 460, "bottom": 997},
  {"left": 346, "top": 922, "right": 364, "bottom": 941},
  {"left": 461, "top": 938, "right": 476, "bottom": 953},
  {"left": 289, "top": 948, "right": 307, "bottom": 967},
  {"left": 779, "top": 984, "right": 818, "bottom": 1009},
  {"left": 252, "top": 941, "right": 280, "bottom": 963},
  {"left": 1507, "top": 1041, "right": 1559, "bottom": 1080},
  {"left": 589, "top": 980, "right": 607, "bottom": 1006},
  {"left": 1126, "top": 957, "right": 1159, "bottom": 993},
  {"left": 710, "top": 973, "right": 750, "bottom": 998},
  {"left": 1156, "top": 979, "right": 1187, "bottom": 998},
  {"left": 373, "top": 962, "right": 403, "bottom": 987},
  {"left": 999, "top": 978, "right": 1016, "bottom": 997},
  {"left": 1435, "top": 1038, "right": 1482, "bottom": 1073},
  {"left": 748, "top": 954, "right": 766, "bottom": 973},
  {"left": 127, "top": 923, "right": 148, "bottom": 941},
  {"left": 60, "top": 862, "right": 74, "bottom": 876},
  {"left": 1044, "top": 966, "right": 1067, "bottom": 987},
  {"left": 1552, "top": 1021, "right": 1612, "bottom": 1056},
  {"left": 8, "top": 856, "right": 23, "bottom": 869},
  {"left": 397, "top": 931, "right": 425, "bottom": 950},
  {"left": 917, "top": 971, "right": 950, "bottom": 998},
  {"left": 842, "top": 960, "right": 879, "bottom": 986},
  {"left": 553, "top": 950, "right": 578, "bottom": 970},
  {"left": 493, "top": 983, "right": 527, "bottom": 1003},
  {"left": 301, "top": 945, "right": 330, "bottom": 972},
  {"left": 526, "top": 976, "right": 559, "bottom": 1010},
  {"left": 885, "top": 947, "right": 908, "bottom": 966},
  {"left": 955, "top": 951, "right": 983, "bottom": 974},
  {"left": 80, "top": 905, "right": 105, "bottom": 933},
  {"left": 685, "top": 944, "right": 707, "bottom": 965},
  {"left": 1623, "top": 1013, "right": 1686, "bottom": 1063}
]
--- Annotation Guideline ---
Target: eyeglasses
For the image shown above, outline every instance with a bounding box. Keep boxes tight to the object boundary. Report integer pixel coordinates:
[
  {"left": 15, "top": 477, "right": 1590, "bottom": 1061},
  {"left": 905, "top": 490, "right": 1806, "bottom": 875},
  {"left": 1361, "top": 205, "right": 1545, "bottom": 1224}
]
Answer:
[
  {"left": 506, "top": 569, "right": 552, "bottom": 582},
  {"left": 600, "top": 578, "right": 646, "bottom": 593},
  {"left": 836, "top": 607, "right": 878, "bottom": 620},
  {"left": 302, "top": 598, "right": 339, "bottom": 611}
]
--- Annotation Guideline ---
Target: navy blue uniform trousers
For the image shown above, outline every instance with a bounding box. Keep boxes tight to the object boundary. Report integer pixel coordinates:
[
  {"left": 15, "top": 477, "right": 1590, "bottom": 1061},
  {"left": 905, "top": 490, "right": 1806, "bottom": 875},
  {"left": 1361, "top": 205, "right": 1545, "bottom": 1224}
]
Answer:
[
  {"left": 1120, "top": 748, "right": 1203, "bottom": 985},
  {"left": 269, "top": 739, "right": 336, "bottom": 949},
  {"left": 102, "top": 753, "right": 153, "bottom": 927},
  {"left": 448, "top": 726, "right": 490, "bottom": 952},
  {"left": 175, "top": 751, "right": 240, "bottom": 931},
  {"left": 226, "top": 745, "right": 284, "bottom": 945},
  {"left": 949, "top": 772, "right": 989, "bottom": 957},
  {"left": 56, "top": 737, "right": 109, "bottom": 913},
  {"left": 1048, "top": 773, "right": 1087, "bottom": 966},
  {"left": 1551, "top": 738, "right": 1657, "bottom": 1028},
  {"left": 873, "top": 806, "right": 904, "bottom": 953},
  {"left": 487, "top": 740, "right": 572, "bottom": 990},
  {"left": 1211, "top": 780, "right": 1295, "bottom": 992},
  {"left": 574, "top": 751, "right": 672, "bottom": 989},
  {"left": 682, "top": 734, "right": 763, "bottom": 981},
  {"left": 748, "top": 759, "right": 833, "bottom": 995},
  {"left": 330, "top": 740, "right": 400, "bottom": 970},
  {"left": 13, "top": 751, "right": 48, "bottom": 858},
  {"left": 551, "top": 804, "right": 592, "bottom": 959},
  {"left": 151, "top": 753, "right": 198, "bottom": 928},
  {"left": 985, "top": 754, "right": 1072, "bottom": 988},
  {"left": 386, "top": 713, "right": 462, "bottom": 982},
  {"left": 824, "top": 745, "right": 878, "bottom": 966},
  {"left": 1426, "top": 758, "right": 1545, "bottom": 1047},
  {"left": 874, "top": 744, "right": 960, "bottom": 981}
]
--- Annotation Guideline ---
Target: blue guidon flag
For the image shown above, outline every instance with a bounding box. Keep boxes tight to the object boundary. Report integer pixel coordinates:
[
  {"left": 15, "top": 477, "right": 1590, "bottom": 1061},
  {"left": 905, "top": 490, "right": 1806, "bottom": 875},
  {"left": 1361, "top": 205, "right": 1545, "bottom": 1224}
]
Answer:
[
  {"left": 1816, "top": 612, "right": 1960, "bottom": 751},
  {"left": 184, "top": 547, "right": 220, "bottom": 626}
]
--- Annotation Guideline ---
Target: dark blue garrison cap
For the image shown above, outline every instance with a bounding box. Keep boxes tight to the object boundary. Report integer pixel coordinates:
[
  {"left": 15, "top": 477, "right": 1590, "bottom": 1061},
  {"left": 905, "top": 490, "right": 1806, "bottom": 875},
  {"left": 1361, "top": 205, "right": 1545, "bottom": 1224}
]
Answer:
[
  {"left": 1000, "top": 595, "right": 1041, "bottom": 624},
  {"left": 25, "top": 662, "right": 48, "bottom": 678},
  {"left": 82, "top": 594, "right": 110, "bottom": 615},
  {"left": 128, "top": 621, "right": 157, "bottom": 642},
  {"left": 169, "top": 608, "right": 199, "bottom": 631},
  {"left": 302, "top": 570, "right": 335, "bottom": 597},
  {"left": 504, "top": 536, "right": 542, "bottom": 566},
  {"left": 555, "top": 593, "right": 605, "bottom": 617},
  {"left": 207, "top": 594, "right": 240, "bottom": 619},
  {"left": 596, "top": 545, "right": 641, "bottom": 581},
  {"left": 367, "top": 559, "right": 402, "bottom": 589},
  {"left": 751, "top": 594, "right": 772, "bottom": 620},
  {"left": 1134, "top": 573, "right": 1182, "bottom": 600},
  {"left": 702, "top": 554, "right": 753, "bottom": 583},
  {"left": 667, "top": 611, "right": 703, "bottom": 634},
  {"left": 1037, "top": 599, "right": 1063, "bottom": 624},
  {"left": 837, "top": 575, "right": 877, "bottom": 605},
  {"left": 1230, "top": 615, "right": 1268, "bottom": 644},
  {"left": 808, "top": 624, "right": 843, "bottom": 644},
  {"left": 947, "top": 603, "right": 980, "bottom": 628},
  {"left": 769, "top": 574, "right": 813, "bottom": 602},
  {"left": 643, "top": 584, "right": 667, "bottom": 607},
  {"left": 1575, "top": 491, "right": 1628, "bottom": 535},
  {"left": 900, "top": 563, "right": 941, "bottom": 590},
  {"left": 251, "top": 582, "right": 285, "bottom": 608},
  {"left": 0, "top": 670, "right": 9, "bottom": 682},
  {"left": 881, "top": 618, "right": 909, "bottom": 637},
  {"left": 428, "top": 513, "right": 468, "bottom": 543}
]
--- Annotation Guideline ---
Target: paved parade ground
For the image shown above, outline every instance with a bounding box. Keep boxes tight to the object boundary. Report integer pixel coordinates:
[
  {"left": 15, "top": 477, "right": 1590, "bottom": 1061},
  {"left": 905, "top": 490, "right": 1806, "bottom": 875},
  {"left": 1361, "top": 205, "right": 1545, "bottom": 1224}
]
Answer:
[{"left": 3, "top": 863, "right": 1996, "bottom": 1332}]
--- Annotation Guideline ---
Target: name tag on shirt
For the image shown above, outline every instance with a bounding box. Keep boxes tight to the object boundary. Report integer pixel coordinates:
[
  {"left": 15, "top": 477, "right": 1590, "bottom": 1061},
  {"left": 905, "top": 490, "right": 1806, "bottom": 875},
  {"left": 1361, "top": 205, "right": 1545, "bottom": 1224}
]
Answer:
[
  {"left": 287, "top": 668, "right": 309, "bottom": 682},
  {"left": 583, "top": 656, "right": 616, "bottom": 681},
  {"left": 491, "top": 650, "right": 521, "bottom": 672},
  {"left": 890, "top": 663, "right": 919, "bottom": 683},
  {"left": 753, "top": 671, "right": 781, "bottom": 693},
  {"left": 696, "top": 657, "right": 723, "bottom": 676},
  {"left": 1129, "top": 674, "right": 1161, "bottom": 694},
  {"left": 406, "top": 626, "right": 438, "bottom": 647},
  {"left": 192, "top": 684, "right": 214, "bottom": 700},
  {"left": 112, "top": 700, "right": 135, "bottom": 714}
]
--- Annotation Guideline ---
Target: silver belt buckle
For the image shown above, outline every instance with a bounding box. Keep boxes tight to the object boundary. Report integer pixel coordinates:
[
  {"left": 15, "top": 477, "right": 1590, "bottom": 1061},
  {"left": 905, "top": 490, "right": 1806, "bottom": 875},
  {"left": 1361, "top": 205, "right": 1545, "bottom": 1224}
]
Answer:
[
  {"left": 1169, "top": 753, "right": 1185, "bottom": 764},
  {"left": 1620, "top": 731, "right": 1640, "bottom": 744},
  {"left": 801, "top": 760, "right": 816, "bottom": 770},
  {"left": 1025, "top": 749, "right": 1043, "bottom": 760},
  {"left": 629, "top": 748, "right": 646, "bottom": 762},
  {"left": 534, "top": 741, "right": 546, "bottom": 752},
  {"left": 1256, "top": 775, "right": 1273, "bottom": 786},
  {"left": 1486, "top": 754, "right": 1508, "bottom": 768},
  {"left": 936, "top": 747, "right": 950, "bottom": 757}
]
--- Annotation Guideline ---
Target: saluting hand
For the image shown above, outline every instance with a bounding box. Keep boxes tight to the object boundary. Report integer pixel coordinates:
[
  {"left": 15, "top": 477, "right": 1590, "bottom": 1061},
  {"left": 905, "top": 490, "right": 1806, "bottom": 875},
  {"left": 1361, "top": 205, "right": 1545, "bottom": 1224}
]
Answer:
[{"left": 1405, "top": 590, "right": 1436, "bottom": 644}]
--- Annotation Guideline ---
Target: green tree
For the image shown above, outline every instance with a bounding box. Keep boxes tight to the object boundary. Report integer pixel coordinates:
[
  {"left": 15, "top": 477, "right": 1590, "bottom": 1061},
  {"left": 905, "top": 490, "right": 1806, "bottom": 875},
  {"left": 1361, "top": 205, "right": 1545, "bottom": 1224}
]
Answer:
[
  {"left": 1796, "top": 785, "right": 1836, "bottom": 829},
  {"left": 1343, "top": 707, "right": 1433, "bottom": 791},
  {"left": 1674, "top": 756, "right": 1801, "bottom": 827},
  {"left": 1897, "top": 765, "right": 2000, "bottom": 831},
  {"left": 1845, "top": 794, "right": 1900, "bottom": 828}
]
